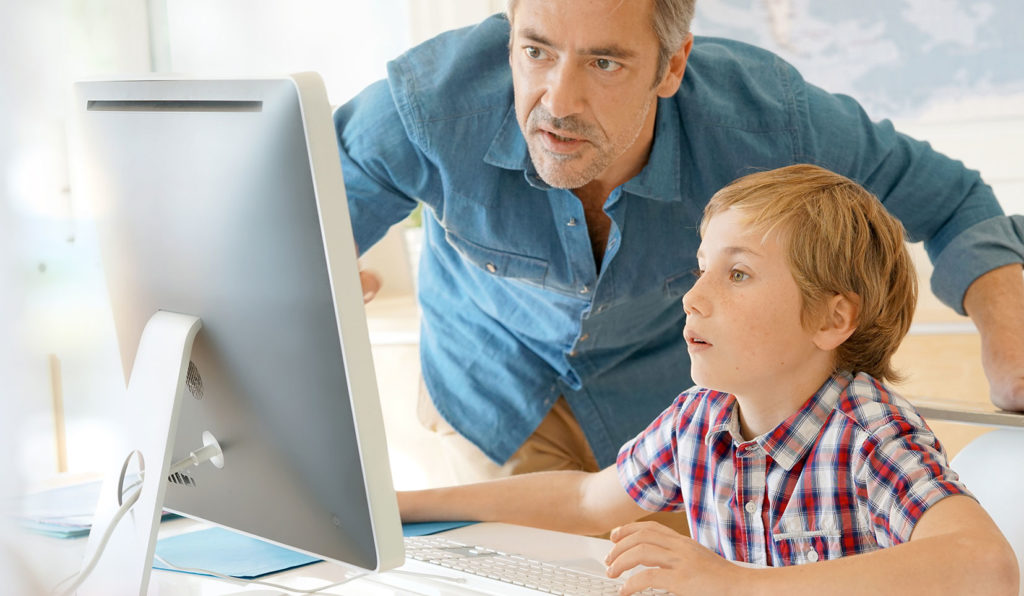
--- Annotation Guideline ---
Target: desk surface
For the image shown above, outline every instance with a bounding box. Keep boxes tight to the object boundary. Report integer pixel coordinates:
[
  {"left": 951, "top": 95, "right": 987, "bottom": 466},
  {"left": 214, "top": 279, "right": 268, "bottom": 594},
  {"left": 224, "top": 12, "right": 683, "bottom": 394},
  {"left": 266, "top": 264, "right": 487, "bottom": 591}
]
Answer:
[
  {"left": 912, "top": 398, "right": 1024, "bottom": 429},
  {"left": 18, "top": 518, "right": 615, "bottom": 595}
]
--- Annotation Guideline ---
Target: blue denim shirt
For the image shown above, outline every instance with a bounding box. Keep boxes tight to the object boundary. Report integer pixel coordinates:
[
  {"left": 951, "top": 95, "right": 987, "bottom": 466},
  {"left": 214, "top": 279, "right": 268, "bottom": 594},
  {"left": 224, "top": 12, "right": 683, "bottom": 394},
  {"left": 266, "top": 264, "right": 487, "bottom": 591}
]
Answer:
[{"left": 334, "top": 14, "right": 1024, "bottom": 466}]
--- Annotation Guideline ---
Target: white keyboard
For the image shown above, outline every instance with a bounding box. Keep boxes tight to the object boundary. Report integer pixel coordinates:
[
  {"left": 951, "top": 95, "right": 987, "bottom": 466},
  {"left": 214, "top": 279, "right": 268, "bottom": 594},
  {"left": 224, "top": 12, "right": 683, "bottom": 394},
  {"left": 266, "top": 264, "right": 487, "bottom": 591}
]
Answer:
[{"left": 404, "top": 535, "right": 668, "bottom": 595}]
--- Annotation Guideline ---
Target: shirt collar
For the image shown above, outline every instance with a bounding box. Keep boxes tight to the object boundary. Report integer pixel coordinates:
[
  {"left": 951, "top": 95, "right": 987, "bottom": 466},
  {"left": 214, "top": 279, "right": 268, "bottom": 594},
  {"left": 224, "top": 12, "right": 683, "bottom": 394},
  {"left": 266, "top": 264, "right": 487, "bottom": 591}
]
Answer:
[
  {"left": 622, "top": 96, "right": 682, "bottom": 201},
  {"left": 483, "top": 97, "right": 684, "bottom": 200},
  {"left": 484, "top": 103, "right": 532, "bottom": 172},
  {"left": 705, "top": 393, "right": 739, "bottom": 445},
  {"left": 704, "top": 371, "right": 854, "bottom": 471}
]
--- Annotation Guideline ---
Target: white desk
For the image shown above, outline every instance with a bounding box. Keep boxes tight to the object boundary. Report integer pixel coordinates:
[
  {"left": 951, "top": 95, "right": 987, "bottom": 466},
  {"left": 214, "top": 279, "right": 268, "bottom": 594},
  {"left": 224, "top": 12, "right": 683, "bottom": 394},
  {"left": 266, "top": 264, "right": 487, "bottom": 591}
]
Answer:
[{"left": 17, "top": 518, "right": 616, "bottom": 595}]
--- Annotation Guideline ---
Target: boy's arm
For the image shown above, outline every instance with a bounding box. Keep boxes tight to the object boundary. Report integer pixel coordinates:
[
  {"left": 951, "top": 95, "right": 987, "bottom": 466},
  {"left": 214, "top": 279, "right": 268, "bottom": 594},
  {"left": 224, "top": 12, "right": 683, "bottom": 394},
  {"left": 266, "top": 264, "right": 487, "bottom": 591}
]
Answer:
[
  {"left": 398, "top": 465, "right": 651, "bottom": 536},
  {"left": 606, "top": 495, "right": 1019, "bottom": 596}
]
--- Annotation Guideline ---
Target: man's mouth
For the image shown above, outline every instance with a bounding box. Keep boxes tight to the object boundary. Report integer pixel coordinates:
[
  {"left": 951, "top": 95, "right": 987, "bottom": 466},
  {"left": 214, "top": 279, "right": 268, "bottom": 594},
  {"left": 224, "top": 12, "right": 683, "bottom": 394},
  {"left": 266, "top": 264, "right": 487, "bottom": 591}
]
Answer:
[
  {"left": 537, "top": 127, "right": 587, "bottom": 152},
  {"left": 545, "top": 130, "right": 579, "bottom": 143}
]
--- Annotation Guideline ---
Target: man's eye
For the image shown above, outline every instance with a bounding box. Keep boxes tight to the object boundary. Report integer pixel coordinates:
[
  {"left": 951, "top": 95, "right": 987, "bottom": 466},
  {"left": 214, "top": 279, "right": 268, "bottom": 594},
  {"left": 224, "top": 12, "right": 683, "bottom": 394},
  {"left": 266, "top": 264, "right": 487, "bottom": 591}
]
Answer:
[
  {"left": 692, "top": 268, "right": 704, "bottom": 278},
  {"left": 525, "top": 46, "right": 543, "bottom": 60},
  {"left": 594, "top": 58, "right": 622, "bottom": 72},
  {"left": 730, "top": 270, "right": 749, "bottom": 282}
]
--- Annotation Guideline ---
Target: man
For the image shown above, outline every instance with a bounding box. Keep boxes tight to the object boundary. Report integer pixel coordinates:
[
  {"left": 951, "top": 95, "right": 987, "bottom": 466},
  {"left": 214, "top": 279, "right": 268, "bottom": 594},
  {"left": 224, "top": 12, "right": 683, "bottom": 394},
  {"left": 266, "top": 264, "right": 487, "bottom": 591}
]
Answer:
[{"left": 334, "top": 0, "right": 1024, "bottom": 483}]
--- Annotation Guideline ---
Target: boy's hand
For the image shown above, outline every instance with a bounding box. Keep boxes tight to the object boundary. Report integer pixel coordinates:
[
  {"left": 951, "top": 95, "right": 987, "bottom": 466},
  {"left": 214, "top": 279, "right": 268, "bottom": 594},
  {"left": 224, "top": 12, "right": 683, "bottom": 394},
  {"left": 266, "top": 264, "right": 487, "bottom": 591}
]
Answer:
[{"left": 605, "top": 521, "right": 743, "bottom": 595}]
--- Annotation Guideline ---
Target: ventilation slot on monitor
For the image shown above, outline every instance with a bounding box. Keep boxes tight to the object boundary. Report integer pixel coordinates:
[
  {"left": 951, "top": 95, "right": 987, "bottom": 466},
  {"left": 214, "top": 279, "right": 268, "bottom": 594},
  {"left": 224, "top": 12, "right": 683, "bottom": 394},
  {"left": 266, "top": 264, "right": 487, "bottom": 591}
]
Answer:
[
  {"left": 167, "top": 471, "right": 198, "bottom": 488},
  {"left": 186, "top": 361, "right": 204, "bottom": 400},
  {"left": 86, "top": 99, "right": 263, "bottom": 112}
]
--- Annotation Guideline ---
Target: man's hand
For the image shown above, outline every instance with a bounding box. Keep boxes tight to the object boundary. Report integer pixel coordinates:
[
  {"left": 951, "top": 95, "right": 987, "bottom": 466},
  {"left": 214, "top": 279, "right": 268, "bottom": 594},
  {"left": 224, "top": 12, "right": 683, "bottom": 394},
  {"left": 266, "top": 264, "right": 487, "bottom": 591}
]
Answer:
[
  {"left": 360, "top": 268, "right": 381, "bottom": 303},
  {"left": 605, "top": 521, "right": 745, "bottom": 596},
  {"left": 963, "top": 263, "right": 1024, "bottom": 411},
  {"left": 354, "top": 242, "right": 381, "bottom": 303}
]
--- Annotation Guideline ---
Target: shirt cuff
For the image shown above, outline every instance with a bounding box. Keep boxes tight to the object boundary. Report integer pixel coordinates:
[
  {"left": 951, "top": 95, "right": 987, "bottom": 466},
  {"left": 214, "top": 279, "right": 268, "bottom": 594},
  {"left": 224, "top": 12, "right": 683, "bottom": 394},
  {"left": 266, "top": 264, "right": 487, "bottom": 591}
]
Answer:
[{"left": 931, "top": 215, "right": 1024, "bottom": 315}]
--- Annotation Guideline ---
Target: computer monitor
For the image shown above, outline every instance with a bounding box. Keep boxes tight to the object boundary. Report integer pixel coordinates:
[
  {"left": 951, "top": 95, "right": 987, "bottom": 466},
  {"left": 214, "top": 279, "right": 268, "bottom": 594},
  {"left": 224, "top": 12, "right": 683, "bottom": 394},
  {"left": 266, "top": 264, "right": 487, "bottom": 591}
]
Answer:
[{"left": 69, "top": 73, "right": 404, "bottom": 594}]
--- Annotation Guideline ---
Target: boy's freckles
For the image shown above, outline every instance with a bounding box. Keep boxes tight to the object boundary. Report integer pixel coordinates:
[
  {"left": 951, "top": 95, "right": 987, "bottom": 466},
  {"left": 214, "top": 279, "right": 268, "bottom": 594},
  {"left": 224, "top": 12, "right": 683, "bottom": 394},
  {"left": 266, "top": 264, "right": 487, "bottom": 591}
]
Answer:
[{"left": 681, "top": 208, "right": 832, "bottom": 416}]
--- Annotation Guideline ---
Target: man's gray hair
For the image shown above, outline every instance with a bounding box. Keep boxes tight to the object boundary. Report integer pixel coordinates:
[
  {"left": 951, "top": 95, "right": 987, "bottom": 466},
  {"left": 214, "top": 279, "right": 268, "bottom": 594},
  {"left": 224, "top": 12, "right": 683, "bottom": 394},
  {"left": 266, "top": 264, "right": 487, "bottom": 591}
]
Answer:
[{"left": 505, "top": 0, "right": 696, "bottom": 79}]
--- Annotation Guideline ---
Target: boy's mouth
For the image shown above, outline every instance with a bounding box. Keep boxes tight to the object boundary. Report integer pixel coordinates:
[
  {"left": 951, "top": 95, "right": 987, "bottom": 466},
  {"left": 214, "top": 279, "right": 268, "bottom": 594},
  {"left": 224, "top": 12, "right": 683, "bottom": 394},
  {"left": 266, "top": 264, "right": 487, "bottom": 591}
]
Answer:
[{"left": 684, "top": 329, "right": 711, "bottom": 348}]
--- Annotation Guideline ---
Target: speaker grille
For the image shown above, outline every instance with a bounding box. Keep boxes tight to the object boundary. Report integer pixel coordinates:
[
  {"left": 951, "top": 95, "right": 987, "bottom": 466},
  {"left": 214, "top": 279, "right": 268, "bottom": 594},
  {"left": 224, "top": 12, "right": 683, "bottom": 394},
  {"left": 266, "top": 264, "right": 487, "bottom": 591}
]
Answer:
[{"left": 186, "top": 361, "right": 204, "bottom": 400}]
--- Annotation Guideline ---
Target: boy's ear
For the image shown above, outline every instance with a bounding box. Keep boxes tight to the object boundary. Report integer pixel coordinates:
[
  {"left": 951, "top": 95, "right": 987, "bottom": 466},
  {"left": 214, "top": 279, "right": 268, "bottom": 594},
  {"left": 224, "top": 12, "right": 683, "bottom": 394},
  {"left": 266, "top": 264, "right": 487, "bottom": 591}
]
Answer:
[{"left": 813, "top": 293, "right": 860, "bottom": 351}]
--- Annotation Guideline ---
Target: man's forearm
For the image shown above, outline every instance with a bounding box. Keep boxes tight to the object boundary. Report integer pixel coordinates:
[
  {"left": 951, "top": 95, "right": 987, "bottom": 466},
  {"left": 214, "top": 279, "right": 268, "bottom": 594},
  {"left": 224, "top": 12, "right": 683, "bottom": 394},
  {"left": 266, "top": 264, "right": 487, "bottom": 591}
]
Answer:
[{"left": 962, "top": 263, "right": 1024, "bottom": 410}]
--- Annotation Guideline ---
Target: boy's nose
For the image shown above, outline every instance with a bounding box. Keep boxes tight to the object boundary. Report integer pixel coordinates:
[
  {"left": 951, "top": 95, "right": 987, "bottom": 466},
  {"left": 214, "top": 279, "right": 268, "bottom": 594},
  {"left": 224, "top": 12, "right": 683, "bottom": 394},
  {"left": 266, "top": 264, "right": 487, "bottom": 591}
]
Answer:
[{"left": 682, "top": 279, "right": 709, "bottom": 317}]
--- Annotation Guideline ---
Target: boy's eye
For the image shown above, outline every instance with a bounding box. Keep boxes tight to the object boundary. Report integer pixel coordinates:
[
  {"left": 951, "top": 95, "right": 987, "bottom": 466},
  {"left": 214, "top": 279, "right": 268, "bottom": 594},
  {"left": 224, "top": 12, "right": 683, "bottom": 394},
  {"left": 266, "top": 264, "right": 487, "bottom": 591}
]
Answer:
[
  {"left": 692, "top": 268, "right": 704, "bottom": 279},
  {"left": 730, "top": 270, "right": 749, "bottom": 282},
  {"left": 594, "top": 58, "right": 622, "bottom": 72}
]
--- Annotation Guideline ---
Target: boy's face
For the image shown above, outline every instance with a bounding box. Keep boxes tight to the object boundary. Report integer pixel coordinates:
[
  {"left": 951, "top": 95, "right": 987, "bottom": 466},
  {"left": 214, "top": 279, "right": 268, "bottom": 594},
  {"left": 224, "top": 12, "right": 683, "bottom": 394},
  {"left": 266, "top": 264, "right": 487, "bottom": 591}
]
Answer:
[{"left": 682, "top": 209, "right": 827, "bottom": 400}]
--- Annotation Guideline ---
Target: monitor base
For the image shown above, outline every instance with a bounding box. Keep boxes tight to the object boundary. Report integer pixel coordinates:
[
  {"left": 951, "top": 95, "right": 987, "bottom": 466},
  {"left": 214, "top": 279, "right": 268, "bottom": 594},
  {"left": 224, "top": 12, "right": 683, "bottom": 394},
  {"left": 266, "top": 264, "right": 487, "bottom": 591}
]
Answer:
[{"left": 78, "top": 311, "right": 201, "bottom": 595}]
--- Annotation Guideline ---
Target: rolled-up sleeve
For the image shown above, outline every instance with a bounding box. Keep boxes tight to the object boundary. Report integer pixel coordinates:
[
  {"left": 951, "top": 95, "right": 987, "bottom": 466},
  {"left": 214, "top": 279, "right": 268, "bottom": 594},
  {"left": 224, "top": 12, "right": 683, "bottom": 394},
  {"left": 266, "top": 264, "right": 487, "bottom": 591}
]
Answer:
[
  {"left": 931, "top": 215, "right": 1024, "bottom": 314},
  {"left": 857, "top": 417, "right": 973, "bottom": 546}
]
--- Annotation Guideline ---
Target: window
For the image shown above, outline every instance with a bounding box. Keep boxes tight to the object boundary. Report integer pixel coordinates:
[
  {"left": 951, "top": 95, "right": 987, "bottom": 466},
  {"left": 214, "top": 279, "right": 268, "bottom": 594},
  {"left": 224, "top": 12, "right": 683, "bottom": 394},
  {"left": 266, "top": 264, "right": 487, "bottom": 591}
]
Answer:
[{"left": 2, "top": 0, "right": 503, "bottom": 487}]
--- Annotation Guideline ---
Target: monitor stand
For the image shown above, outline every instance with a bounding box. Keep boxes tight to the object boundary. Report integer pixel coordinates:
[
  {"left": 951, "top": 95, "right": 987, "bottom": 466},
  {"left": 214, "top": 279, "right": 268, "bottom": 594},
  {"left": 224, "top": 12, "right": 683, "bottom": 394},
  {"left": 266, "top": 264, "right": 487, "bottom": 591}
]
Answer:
[{"left": 77, "top": 311, "right": 202, "bottom": 595}]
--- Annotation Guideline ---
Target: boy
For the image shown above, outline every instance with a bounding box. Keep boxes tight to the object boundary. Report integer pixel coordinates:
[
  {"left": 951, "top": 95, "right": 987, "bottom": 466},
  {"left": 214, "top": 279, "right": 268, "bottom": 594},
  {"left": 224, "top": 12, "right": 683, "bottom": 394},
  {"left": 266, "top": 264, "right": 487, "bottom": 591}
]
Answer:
[{"left": 399, "top": 165, "right": 1019, "bottom": 595}]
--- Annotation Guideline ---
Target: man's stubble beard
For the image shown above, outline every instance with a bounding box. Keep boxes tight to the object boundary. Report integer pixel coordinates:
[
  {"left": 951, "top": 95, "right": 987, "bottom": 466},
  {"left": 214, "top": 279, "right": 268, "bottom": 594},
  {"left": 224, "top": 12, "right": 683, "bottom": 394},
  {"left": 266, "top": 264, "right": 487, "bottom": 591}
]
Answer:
[{"left": 522, "top": 98, "right": 654, "bottom": 190}]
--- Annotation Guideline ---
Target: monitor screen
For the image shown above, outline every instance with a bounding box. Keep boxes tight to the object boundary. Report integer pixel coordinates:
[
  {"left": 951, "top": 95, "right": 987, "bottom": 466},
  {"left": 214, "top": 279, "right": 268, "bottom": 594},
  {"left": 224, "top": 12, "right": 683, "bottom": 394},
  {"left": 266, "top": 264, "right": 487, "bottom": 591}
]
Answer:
[{"left": 70, "top": 73, "right": 404, "bottom": 590}]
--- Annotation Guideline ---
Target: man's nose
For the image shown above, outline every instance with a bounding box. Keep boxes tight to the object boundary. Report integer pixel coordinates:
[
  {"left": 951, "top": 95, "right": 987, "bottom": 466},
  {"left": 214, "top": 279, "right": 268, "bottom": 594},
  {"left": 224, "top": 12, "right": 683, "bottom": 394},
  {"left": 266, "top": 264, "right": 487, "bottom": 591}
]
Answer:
[{"left": 542, "top": 62, "right": 585, "bottom": 119}]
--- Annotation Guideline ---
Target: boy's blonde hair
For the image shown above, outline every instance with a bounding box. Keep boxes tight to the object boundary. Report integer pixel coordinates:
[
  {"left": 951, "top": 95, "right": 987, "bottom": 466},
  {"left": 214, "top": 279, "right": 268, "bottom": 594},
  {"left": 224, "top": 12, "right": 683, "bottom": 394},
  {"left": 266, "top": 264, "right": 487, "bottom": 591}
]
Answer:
[{"left": 701, "top": 164, "right": 917, "bottom": 382}]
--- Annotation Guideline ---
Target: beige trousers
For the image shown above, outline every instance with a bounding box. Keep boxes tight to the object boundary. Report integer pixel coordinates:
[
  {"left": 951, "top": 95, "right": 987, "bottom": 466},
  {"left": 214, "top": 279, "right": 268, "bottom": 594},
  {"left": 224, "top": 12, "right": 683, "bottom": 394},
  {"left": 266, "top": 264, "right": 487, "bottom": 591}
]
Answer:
[{"left": 416, "top": 385, "right": 690, "bottom": 536}]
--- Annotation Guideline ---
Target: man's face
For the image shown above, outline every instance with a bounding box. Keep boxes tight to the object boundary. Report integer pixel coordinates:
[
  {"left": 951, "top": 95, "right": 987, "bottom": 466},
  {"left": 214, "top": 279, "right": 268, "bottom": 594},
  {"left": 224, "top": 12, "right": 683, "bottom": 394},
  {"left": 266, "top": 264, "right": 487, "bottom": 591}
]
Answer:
[{"left": 508, "top": 0, "right": 685, "bottom": 191}]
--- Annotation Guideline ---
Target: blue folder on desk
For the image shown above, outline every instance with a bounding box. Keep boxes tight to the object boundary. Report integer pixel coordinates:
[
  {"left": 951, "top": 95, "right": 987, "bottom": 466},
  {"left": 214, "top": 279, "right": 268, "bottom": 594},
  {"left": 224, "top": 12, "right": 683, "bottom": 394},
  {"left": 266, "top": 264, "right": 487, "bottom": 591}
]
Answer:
[
  {"left": 16, "top": 481, "right": 177, "bottom": 539},
  {"left": 153, "top": 521, "right": 476, "bottom": 578},
  {"left": 14, "top": 480, "right": 474, "bottom": 579}
]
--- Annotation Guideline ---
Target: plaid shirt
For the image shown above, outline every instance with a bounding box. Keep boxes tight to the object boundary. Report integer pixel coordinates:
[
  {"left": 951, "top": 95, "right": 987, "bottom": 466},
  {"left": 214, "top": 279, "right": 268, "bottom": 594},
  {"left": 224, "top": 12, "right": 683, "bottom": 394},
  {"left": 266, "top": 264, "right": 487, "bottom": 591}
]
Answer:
[{"left": 616, "top": 371, "right": 971, "bottom": 566}]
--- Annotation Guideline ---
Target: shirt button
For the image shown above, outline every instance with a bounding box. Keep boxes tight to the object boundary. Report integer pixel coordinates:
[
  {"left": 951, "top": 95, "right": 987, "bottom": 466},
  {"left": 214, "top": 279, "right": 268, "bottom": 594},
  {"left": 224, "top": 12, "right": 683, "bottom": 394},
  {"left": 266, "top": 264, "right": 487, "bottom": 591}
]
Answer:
[
  {"left": 806, "top": 550, "right": 819, "bottom": 563},
  {"left": 579, "top": 285, "right": 590, "bottom": 295},
  {"left": 744, "top": 501, "right": 757, "bottom": 514},
  {"left": 486, "top": 263, "right": 497, "bottom": 273},
  {"left": 567, "top": 217, "right": 578, "bottom": 227}
]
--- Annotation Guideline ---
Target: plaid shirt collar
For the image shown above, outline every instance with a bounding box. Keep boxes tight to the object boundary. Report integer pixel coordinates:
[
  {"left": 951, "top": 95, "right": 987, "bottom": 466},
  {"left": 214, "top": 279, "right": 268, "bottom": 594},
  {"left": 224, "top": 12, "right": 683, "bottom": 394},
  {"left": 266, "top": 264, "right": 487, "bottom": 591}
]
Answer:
[{"left": 705, "top": 371, "right": 854, "bottom": 471}]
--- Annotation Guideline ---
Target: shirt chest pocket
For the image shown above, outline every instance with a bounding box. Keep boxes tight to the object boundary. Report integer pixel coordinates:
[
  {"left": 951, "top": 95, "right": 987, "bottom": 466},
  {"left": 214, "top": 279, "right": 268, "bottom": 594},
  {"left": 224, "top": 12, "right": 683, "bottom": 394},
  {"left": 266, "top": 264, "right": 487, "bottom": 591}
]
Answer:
[
  {"left": 663, "top": 269, "right": 696, "bottom": 298},
  {"left": 772, "top": 514, "right": 846, "bottom": 566},
  {"left": 444, "top": 228, "right": 549, "bottom": 286}
]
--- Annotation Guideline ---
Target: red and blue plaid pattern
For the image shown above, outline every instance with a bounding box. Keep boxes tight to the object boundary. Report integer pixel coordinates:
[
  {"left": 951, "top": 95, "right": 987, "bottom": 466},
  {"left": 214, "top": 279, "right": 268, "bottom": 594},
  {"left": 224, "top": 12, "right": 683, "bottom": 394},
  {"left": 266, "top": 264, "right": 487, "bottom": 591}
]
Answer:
[{"left": 616, "top": 371, "right": 971, "bottom": 566}]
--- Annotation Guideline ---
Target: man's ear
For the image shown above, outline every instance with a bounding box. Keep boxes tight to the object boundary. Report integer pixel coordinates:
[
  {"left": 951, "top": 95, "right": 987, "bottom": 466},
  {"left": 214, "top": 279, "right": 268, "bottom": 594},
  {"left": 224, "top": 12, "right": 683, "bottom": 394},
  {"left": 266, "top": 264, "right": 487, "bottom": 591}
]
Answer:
[
  {"left": 656, "top": 33, "right": 693, "bottom": 98},
  {"left": 813, "top": 293, "right": 860, "bottom": 351}
]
